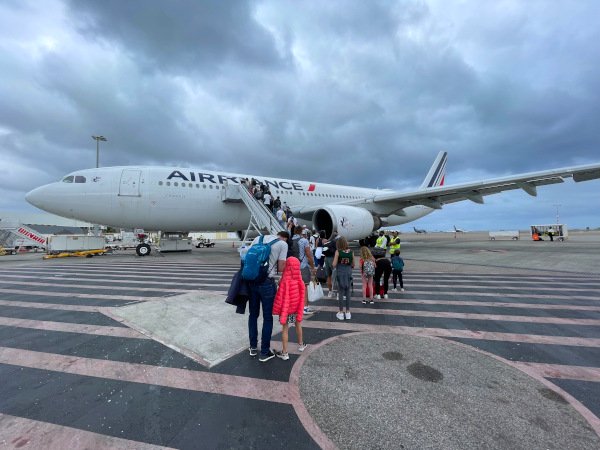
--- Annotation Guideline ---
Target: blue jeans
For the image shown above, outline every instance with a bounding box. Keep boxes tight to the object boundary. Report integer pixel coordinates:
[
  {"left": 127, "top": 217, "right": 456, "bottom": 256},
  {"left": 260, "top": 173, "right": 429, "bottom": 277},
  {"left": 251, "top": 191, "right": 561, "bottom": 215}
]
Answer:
[{"left": 248, "top": 279, "right": 276, "bottom": 355}]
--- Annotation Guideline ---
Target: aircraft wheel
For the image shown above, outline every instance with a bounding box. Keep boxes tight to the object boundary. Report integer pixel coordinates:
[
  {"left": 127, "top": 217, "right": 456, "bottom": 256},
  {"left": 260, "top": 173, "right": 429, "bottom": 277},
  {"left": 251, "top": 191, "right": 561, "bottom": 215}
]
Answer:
[{"left": 136, "top": 243, "right": 151, "bottom": 257}]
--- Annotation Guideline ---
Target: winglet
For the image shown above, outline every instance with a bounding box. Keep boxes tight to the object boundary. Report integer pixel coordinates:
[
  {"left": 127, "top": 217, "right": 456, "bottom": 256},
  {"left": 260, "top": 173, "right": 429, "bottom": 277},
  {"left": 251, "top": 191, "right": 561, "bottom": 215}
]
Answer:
[{"left": 420, "top": 151, "right": 448, "bottom": 189}]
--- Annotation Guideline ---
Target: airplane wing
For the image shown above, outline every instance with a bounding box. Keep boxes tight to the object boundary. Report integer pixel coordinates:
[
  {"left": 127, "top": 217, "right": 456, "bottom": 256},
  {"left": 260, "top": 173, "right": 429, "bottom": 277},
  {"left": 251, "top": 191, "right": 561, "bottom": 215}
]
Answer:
[{"left": 295, "top": 162, "right": 600, "bottom": 217}]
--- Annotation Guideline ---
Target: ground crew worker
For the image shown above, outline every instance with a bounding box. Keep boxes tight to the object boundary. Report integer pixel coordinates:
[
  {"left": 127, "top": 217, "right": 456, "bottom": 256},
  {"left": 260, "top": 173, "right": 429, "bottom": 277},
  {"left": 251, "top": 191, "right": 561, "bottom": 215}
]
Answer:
[
  {"left": 389, "top": 230, "right": 401, "bottom": 254},
  {"left": 375, "top": 231, "right": 387, "bottom": 250}
]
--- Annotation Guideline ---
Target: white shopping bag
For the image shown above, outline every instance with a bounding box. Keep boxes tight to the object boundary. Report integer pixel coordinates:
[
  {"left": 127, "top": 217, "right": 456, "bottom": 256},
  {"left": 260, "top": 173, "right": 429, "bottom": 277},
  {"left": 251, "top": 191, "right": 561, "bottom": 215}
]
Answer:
[
  {"left": 308, "top": 280, "right": 324, "bottom": 303},
  {"left": 315, "top": 247, "right": 323, "bottom": 260}
]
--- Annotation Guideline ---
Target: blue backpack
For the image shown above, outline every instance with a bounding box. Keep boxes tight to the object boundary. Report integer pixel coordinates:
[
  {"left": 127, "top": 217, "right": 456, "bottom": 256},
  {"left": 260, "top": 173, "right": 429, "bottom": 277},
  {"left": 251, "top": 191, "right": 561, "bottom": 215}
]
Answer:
[
  {"left": 242, "top": 235, "right": 277, "bottom": 282},
  {"left": 392, "top": 256, "right": 404, "bottom": 271}
]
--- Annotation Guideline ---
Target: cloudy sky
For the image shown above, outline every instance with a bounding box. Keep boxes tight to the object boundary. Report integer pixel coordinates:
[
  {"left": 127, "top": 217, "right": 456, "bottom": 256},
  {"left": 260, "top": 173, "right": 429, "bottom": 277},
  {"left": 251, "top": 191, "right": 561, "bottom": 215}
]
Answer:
[{"left": 1, "top": 0, "right": 599, "bottom": 231}]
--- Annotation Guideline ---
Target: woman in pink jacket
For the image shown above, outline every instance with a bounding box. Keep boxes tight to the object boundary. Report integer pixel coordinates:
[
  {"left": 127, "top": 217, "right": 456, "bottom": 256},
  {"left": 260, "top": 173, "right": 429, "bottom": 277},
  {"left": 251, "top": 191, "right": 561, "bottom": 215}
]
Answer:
[{"left": 273, "top": 256, "right": 308, "bottom": 360}]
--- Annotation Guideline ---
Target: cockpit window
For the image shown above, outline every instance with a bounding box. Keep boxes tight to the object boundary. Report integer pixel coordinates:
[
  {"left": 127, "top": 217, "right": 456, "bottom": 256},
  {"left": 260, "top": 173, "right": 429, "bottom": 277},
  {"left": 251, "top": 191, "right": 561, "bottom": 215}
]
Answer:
[
  {"left": 75, "top": 176, "right": 86, "bottom": 183},
  {"left": 62, "top": 176, "right": 74, "bottom": 183}
]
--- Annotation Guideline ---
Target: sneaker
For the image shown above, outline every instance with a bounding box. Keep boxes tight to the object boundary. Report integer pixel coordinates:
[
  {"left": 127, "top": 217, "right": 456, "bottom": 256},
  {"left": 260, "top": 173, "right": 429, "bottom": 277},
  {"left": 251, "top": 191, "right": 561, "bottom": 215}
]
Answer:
[
  {"left": 249, "top": 347, "right": 258, "bottom": 357},
  {"left": 304, "top": 306, "right": 315, "bottom": 314},
  {"left": 369, "top": 300, "right": 374, "bottom": 304},
  {"left": 336, "top": 311, "right": 345, "bottom": 321},
  {"left": 327, "top": 291, "right": 334, "bottom": 298},
  {"left": 384, "top": 294, "right": 389, "bottom": 299},
  {"left": 345, "top": 312, "right": 351, "bottom": 320},
  {"left": 401, "top": 288, "right": 405, "bottom": 292},
  {"left": 362, "top": 299, "right": 367, "bottom": 304},
  {"left": 259, "top": 350, "right": 276, "bottom": 362},
  {"left": 392, "top": 288, "right": 397, "bottom": 292},
  {"left": 276, "top": 351, "right": 289, "bottom": 361},
  {"left": 375, "top": 295, "right": 381, "bottom": 300},
  {"left": 298, "top": 343, "right": 308, "bottom": 352}
]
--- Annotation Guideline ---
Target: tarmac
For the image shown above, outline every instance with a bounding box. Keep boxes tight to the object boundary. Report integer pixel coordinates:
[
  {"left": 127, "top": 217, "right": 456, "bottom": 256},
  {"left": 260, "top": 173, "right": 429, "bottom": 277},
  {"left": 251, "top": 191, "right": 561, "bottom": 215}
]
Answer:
[{"left": 0, "top": 230, "right": 599, "bottom": 449}]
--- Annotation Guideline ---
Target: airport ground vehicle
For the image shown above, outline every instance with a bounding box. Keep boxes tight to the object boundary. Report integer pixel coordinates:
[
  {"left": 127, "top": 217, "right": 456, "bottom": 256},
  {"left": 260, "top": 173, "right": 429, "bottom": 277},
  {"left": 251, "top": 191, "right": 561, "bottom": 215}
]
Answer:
[
  {"left": 0, "top": 246, "right": 16, "bottom": 256},
  {"left": 195, "top": 238, "right": 215, "bottom": 248},
  {"left": 530, "top": 224, "right": 568, "bottom": 241},
  {"left": 489, "top": 230, "right": 520, "bottom": 240}
]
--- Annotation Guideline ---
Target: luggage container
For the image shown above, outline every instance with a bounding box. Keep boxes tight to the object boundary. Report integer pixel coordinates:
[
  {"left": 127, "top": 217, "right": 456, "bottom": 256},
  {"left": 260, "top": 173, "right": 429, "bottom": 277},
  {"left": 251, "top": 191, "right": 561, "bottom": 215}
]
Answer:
[
  {"left": 489, "top": 230, "right": 520, "bottom": 240},
  {"left": 48, "top": 235, "right": 107, "bottom": 253},
  {"left": 157, "top": 232, "right": 192, "bottom": 253}
]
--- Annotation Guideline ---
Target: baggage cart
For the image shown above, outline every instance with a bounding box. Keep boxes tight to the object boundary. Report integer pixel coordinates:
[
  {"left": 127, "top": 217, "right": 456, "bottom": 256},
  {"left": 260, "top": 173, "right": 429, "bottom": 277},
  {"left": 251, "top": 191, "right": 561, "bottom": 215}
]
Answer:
[{"left": 530, "top": 224, "right": 568, "bottom": 241}]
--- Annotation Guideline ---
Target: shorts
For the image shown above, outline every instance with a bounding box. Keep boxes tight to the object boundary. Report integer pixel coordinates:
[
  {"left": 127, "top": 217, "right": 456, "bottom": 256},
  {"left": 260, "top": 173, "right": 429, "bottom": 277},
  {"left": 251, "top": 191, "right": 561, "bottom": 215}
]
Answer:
[
  {"left": 301, "top": 266, "right": 312, "bottom": 284},
  {"left": 286, "top": 314, "right": 297, "bottom": 324},
  {"left": 324, "top": 257, "right": 334, "bottom": 277}
]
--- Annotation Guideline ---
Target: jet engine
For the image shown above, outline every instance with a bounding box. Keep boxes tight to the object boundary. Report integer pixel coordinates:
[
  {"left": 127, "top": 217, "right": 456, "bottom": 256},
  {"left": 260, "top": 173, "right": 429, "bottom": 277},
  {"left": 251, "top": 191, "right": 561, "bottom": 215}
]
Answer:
[
  {"left": 236, "top": 230, "right": 261, "bottom": 241},
  {"left": 313, "top": 205, "right": 382, "bottom": 240}
]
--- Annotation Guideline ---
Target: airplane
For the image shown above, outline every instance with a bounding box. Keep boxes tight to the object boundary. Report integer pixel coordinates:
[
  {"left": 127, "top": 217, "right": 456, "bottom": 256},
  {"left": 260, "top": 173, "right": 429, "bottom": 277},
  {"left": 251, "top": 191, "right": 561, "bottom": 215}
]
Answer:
[
  {"left": 413, "top": 226, "right": 427, "bottom": 234},
  {"left": 453, "top": 225, "right": 465, "bottom": 233},
  {"left": 26, "top": 151, "right": 600, "bottom": 256}
]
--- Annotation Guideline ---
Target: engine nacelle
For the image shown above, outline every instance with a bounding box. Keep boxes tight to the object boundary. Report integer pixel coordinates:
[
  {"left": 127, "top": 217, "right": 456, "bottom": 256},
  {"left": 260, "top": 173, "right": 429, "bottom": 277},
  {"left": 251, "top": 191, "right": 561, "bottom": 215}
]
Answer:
[
  {"left": 313, "top": 205, "right": 380, "bottom": 240},
  {"left": 236, "top": 230, "right": 260, "bottom": 241}
]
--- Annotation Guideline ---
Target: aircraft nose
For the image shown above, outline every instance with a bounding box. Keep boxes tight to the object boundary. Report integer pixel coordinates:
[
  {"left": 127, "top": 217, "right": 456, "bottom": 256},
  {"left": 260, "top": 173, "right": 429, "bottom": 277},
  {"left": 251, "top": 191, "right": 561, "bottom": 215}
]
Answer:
[{"left": 25, "top": 186, "right": 46, "bottom": 209}]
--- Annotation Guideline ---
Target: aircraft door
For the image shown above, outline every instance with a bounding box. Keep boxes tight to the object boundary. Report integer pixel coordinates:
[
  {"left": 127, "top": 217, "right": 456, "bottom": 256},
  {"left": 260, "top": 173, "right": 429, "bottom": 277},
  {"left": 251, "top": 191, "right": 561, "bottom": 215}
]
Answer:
[{"left": 119, "top": 169, "right": 141, "bottom": 196}]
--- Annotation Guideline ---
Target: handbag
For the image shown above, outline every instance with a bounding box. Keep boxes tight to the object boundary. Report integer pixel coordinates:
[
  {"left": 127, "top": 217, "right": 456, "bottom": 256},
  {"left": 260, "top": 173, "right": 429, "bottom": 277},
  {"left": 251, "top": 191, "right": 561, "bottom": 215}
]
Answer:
[
  {"left": 308, "top": 279, "right": 324, "bottom": 303},
  {"left": 316, "top": 265, "right": 327, "bottom": 282}
]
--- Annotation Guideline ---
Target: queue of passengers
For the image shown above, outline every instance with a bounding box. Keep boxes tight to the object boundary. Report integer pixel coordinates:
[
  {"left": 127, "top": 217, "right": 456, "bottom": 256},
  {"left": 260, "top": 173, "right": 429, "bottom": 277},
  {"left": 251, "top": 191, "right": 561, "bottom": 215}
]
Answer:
[{"left": 227, "top": 224, "right": 407, "bottom": 362}]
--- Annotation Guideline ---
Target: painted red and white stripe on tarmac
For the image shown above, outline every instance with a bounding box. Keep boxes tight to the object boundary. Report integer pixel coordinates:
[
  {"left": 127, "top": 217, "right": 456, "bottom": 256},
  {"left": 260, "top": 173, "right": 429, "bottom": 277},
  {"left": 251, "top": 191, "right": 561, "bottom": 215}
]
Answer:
[{"left": 0, "top": 261, "right": 600, "bottom": 447}]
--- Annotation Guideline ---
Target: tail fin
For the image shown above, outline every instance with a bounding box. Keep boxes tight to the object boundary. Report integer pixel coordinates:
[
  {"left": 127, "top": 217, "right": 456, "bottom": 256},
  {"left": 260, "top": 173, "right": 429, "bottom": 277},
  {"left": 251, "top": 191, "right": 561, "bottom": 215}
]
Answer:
[{"left": 420, "top": 151, "right": 447, "bottom": 189}]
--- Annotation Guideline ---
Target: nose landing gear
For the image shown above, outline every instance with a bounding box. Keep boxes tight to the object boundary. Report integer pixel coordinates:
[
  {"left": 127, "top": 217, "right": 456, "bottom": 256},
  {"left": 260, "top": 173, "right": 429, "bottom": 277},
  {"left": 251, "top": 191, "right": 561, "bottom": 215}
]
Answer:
[
  {"left": 136, "top": 243, "right": 151, "bottom": 256},
  {"left": 135, "top": 233, "right": 151, "bottom": 257}
]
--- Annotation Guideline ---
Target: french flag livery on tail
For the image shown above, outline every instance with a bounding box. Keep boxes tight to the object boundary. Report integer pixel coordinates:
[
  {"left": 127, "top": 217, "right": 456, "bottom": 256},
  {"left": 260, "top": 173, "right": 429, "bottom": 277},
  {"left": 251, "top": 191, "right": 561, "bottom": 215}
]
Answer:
[{"left": 421, "top": 151, "right": 447, "bottom": 189}]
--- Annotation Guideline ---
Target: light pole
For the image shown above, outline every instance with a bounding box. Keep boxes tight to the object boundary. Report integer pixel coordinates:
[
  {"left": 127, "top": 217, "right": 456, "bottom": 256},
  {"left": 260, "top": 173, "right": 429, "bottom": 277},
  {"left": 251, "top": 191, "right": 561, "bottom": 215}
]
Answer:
[
  {"left": 553, "top": 203, "right": 561, "bottom": 225},
  {"left": 91, "top": 135, "right": 107, "bottom": 168},
  {"left": 91, "top": 136, "right": 107, "bottom": 237}
]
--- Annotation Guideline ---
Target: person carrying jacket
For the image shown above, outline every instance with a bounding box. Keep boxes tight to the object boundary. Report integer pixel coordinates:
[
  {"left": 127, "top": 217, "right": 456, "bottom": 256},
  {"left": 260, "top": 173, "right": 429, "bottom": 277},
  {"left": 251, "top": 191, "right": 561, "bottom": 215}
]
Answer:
[{"left": 247, "top": 231, "right": 289, "bottom": 362}]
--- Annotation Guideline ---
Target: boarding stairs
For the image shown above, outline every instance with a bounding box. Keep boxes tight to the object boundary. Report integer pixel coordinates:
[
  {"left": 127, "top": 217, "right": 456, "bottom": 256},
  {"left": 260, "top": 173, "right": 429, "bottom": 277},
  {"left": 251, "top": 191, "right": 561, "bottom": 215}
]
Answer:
[
  {"left": 222, "top": 183, "right": 285, "bottom": 243},
  {"left": 0, "top": 221, "right": 47, "bottom": 251}
]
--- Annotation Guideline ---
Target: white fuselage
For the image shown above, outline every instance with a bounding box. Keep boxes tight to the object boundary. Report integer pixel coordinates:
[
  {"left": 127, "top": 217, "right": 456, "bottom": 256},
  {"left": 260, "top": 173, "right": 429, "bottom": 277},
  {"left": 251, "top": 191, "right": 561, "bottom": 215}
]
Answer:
[{"left": 26, "top": 166, "right": 433, "bottom": 232}]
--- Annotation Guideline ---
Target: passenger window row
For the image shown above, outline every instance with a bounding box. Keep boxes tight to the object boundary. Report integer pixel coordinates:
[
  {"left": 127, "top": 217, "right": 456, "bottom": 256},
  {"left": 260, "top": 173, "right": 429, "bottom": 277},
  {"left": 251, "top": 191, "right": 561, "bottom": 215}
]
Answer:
[{"left": 156, "top": 181, "right": 361, "bottom": 199}]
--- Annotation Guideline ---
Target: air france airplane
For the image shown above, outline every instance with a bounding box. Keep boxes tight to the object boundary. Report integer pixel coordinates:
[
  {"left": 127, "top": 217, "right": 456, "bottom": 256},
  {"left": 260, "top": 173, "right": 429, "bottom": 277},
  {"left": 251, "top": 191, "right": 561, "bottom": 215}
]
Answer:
[{"left": 26, "top": 151, "right": 600, "bottom": 245}]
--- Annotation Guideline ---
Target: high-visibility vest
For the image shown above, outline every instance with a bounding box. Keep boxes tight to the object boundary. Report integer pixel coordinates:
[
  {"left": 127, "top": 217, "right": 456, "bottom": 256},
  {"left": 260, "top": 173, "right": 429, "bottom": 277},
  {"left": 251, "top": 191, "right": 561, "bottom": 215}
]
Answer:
[
  {"left": 375, "top": 236, "right": 387, "bottom": 248},
  {"left": 390, "top": 236, "right": 401, "bottom": 253}
]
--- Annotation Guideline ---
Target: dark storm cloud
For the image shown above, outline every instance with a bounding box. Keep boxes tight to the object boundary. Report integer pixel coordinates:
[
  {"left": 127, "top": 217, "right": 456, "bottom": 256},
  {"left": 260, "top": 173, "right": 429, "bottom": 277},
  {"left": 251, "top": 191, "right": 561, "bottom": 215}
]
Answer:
[{"left": 65, "top": 0, "right": 287, "bottom": 73}]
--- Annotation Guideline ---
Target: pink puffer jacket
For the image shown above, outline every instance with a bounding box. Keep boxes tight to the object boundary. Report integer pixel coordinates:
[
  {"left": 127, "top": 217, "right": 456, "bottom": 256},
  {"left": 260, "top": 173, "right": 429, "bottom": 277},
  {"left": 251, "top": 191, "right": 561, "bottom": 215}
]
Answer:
[{"left": 273, "top": 257, "right": 305, "bottom": 325}]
